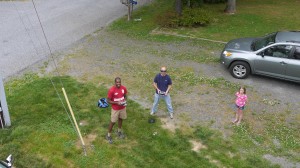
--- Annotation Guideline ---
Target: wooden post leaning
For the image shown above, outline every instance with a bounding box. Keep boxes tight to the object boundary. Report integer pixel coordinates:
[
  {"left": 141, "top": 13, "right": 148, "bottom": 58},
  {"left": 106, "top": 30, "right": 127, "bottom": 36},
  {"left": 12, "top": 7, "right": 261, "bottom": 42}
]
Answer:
[{"left": 62, "top": 87, "right": 87, "bottom": 156}]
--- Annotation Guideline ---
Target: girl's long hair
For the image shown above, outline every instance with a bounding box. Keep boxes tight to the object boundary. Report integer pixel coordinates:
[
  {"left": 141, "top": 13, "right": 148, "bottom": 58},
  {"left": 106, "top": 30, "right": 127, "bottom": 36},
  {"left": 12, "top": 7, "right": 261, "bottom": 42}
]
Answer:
[{"left": 239, "top": 86, "right": 246, "bottom": 94}]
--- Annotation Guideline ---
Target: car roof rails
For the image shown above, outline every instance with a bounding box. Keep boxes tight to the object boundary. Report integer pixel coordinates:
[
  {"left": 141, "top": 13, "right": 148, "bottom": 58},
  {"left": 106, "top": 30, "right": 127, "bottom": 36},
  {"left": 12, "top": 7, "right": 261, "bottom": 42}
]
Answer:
[{"left": 286, "top": 40, "right": 300, "bottom": 43}]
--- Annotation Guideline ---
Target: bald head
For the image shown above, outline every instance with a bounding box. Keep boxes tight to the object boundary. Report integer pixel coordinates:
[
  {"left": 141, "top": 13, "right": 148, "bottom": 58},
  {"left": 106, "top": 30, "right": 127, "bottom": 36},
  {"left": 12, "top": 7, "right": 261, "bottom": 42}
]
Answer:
[
  {"left": 160, "top": 66, "right": 167, "bottom": 76},
  {"left": 160, "top": 66, "right": 167, "bottom": 71}
]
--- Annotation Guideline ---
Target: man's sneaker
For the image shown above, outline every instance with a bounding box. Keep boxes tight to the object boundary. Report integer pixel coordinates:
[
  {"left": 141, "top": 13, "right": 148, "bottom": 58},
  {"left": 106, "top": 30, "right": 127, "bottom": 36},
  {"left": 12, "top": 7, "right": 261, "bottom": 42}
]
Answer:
[
  {"left": 117, "top": 131, "right": 125, "bottom": 139},
  {"left": 170, "top": 113, "right": 174, "bottom": 119},
  {"left": 106, "top": 134, "right": 113, "bottom": 144},
  {"left": 150, "top": 111, "right": 155, "bottom": 116}
]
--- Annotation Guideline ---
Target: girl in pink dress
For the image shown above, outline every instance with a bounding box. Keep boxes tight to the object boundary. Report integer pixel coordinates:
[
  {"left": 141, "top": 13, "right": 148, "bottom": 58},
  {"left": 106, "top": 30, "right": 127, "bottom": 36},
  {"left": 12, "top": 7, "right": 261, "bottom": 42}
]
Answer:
[{"left": 233, "top": 87, "right": 248, "bottom": 126}]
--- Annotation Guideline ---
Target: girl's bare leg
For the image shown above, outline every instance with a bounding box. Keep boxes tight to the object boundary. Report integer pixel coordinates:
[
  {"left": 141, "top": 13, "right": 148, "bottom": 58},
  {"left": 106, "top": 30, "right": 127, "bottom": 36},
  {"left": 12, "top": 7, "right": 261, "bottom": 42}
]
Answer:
[
  {"left": 236, "top": 109, "right": 243, "bottom": 125},
  {"left": 233, "top": 112, "right": 238, "bottom": 123}
]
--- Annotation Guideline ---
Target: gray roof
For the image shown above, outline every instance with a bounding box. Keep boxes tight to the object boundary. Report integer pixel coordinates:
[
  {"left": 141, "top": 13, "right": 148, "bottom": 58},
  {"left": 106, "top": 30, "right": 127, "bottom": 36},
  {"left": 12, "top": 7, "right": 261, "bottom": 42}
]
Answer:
[{"left": 276, "top": 31, "right": 300, "bottom": 42}]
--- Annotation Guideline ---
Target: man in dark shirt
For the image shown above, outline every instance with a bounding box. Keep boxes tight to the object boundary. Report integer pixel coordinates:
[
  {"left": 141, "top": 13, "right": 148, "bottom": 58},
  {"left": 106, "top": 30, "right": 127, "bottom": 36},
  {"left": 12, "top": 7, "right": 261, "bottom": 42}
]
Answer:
[{"left": 151, "top": 66, "right": 174, "bottom": 119}]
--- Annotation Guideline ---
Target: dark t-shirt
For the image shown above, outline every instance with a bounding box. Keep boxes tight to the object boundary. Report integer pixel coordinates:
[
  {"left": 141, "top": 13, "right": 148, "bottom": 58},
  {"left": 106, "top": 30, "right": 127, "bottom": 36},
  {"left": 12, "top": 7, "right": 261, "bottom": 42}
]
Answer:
[{"left": 154, "top": 73, "right": 172, "bottom": 94}]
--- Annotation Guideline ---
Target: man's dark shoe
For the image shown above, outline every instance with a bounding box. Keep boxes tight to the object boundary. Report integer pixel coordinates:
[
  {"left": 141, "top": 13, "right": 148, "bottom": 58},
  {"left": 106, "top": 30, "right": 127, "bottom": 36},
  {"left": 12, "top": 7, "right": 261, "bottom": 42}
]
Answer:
[
  {"left": 106, "top": 134, "right": 113, "bottom": 144},
  {"left": 117, "top": 131, "right": 125, "bottom": 139}
]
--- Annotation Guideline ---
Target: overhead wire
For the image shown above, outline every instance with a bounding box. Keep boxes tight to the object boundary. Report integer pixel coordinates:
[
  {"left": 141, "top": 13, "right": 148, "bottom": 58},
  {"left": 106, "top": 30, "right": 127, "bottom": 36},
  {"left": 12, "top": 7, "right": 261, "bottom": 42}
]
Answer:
[
  {"left": 29, "top": 0, "right": 82, "bottom": 143},
  {"left": 30, "top": 0, "right": 87, "bottom": 156},
  {"left": 9, "top": 0, "right": 87, "bottom": 155},
  {"left": 9, "top": 0, "right": 77, "bottom": 135}
]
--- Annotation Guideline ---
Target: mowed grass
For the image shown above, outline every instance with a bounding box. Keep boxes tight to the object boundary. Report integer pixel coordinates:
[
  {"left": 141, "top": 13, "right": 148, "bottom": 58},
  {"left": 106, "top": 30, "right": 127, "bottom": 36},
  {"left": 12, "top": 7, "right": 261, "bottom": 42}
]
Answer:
[
  {"left": 0, "top": 74, "right": 280, "bottom": 167},
  {"left": 110, "top": 0, "right": 300, "bottom": 42},
  {"left": 1, "top": 0, "right": 300, "bottom": 167}
]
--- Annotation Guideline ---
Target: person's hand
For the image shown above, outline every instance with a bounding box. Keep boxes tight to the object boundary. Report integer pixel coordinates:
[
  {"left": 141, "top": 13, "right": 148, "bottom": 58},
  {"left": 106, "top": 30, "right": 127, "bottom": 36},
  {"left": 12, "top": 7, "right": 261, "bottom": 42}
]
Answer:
[
  {"left": 118, "top": 101, "right": 127, "bottom": 106},
  {"left": 118, "top": 100, "right": 126, "bottom": 106}
]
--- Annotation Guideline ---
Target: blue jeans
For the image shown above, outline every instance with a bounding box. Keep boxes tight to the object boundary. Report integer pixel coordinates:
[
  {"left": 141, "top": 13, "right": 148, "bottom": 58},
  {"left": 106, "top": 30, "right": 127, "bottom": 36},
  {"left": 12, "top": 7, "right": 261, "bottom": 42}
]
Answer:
[{"left": 151, "top": 93, "right": 173, "bottom": 114}]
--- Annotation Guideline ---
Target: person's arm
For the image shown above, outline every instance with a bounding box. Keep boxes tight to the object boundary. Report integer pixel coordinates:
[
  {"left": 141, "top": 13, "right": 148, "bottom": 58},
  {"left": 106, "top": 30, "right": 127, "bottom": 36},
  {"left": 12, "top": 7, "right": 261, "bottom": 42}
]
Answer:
[
  {"left": 153, "top": 74, "right": 161, "bottom": 93},
  {"left": 153, "top": 82, "right": 160, "bottom": 93},
  {"left": 107, "top": 97, "right": 120, "bottom": 105},
  {"left": 123, "top": 93, "right": 127, "bottom": 102},
  {"left": 235, "top": 92, "right": 239, "bottom": 97},
  {"left": 166, "top": 84, "right": 172, "bottom": 95},
  {"left": 165, "top": 76, "right": 172, "bottom": 95}
]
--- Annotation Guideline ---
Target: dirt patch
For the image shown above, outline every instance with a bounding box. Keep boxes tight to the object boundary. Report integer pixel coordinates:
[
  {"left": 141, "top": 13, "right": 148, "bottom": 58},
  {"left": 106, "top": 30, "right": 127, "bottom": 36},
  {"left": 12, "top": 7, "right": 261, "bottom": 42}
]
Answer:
[
  {"left": 73, "top": 120, "right": 97, "bottom": 150},
  {"left": 75, "top": 133, "right": 97, "bottom": 150},
  {"left": 189, "top": 140, "right": 207, "bottom": 152},
  {"left": 160, "top": 118, "right": 178, "bottom": 133}
]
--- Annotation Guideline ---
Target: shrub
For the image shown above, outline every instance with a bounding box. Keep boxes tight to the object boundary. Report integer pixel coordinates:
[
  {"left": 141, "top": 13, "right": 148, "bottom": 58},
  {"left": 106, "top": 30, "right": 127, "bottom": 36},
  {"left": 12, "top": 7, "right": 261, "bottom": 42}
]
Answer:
[
  {"left": 183, "top": 0, "right": 226, "bottom": 7},
  {"left": 182, "top": 0, "right": 204, "bottom": 8},
  {"left": 179, "top": 8, "right": 213, "bottom": 27},
  {"left": 203, "top": 0, "right": 227, "bottom": 3},
  {"left": 155, "top": 10, "right": 180, "bottom": 28},
  {"left": 156, "top": 7, "right": 213, "bottom": 28}
]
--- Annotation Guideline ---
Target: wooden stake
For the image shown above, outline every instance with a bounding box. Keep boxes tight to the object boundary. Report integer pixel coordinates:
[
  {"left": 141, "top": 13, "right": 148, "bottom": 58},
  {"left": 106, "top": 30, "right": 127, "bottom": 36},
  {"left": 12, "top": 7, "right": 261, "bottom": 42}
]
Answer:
[{"left": 62, "top": 87, "right": 87, "bottom": 156}]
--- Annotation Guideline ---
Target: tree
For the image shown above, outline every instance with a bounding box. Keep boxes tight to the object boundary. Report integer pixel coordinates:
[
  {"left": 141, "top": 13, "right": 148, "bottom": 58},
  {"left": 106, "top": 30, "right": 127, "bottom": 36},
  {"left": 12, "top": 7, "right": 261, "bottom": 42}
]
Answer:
[
  {"left": 175, "top": 0, "right": 182, "bottom": 16},
  {"left": 224, "top": 0, "right": 236, "bottom": 14}
]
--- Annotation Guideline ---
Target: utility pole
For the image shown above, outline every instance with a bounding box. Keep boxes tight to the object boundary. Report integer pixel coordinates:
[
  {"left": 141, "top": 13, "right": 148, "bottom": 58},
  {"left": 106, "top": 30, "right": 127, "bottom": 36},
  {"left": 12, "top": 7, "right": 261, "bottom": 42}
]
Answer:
[{"left": 0, "top": 75, "right": 11, "bottom": 127}]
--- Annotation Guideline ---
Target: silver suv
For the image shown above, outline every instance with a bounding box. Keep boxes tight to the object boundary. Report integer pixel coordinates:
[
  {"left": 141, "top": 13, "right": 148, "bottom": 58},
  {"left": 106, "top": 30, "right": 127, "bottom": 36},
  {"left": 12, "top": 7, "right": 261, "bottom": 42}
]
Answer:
[
  {"left": 0, "top": 155, "right": 13, "bottom": 168},
  {"left": 220, "top": 31, "right": 300, "bottom": 82}
]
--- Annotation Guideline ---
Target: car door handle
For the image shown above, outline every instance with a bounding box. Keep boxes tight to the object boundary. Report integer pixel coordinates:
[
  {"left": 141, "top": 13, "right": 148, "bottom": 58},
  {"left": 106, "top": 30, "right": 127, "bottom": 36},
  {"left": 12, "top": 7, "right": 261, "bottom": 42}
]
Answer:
[{"left": 279, "top": 61, "right": 287, "bottom": 65}]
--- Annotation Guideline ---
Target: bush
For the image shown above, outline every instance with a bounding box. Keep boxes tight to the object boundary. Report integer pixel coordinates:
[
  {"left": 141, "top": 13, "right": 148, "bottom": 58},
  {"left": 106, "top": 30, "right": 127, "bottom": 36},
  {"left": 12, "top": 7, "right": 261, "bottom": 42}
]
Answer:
[
  {"left": 155, "top": 10, "right": 180, "bottom": 28},
  {"left": 183, "top": 0, "right": 226, "bottom": 7},
  {"left": 203, "top": 0, "right": 227, "bottom": 3},
  {"left": 179, "top": 8, "right": 213, "bottom": 27},
  {"left": 156, "top": 7, "right": 213, "bottom": 28},
  {"left": 182, "top": 0, "right": 204, "bottom": 8}
]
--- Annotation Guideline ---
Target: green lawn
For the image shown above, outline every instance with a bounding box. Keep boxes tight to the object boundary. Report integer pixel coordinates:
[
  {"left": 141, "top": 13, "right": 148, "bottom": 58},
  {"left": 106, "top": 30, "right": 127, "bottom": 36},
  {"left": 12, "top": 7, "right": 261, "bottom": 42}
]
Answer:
[
  {"left": 1, "top": 0, "right": 300, "bottom": 167},
  {"left": 1, "top": 74, "right": 282, "bottom": 167},
  {"left": 110, "top": 0, "right": 300, "bottom": 42}
]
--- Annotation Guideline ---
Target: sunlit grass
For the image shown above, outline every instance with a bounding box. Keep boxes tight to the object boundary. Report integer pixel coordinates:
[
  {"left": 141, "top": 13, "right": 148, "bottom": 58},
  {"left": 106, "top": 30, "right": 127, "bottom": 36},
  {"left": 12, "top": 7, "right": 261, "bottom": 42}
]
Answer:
[
  {"left": 1, "top": 75, "right": 288, "bottom": 167},
  {"left": 110, "top": 0, "right": 300, "bottom": 42},
  {"left": 1, "top": 0, "right": 300, "bottom": 166}
]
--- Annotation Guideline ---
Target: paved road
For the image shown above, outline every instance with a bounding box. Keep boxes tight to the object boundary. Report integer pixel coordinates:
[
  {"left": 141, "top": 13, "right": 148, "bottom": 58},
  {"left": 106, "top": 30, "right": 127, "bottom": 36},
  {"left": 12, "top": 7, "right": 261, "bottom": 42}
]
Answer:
[{"left": 0, "top": 0, "right": 147, "bottom": 80}]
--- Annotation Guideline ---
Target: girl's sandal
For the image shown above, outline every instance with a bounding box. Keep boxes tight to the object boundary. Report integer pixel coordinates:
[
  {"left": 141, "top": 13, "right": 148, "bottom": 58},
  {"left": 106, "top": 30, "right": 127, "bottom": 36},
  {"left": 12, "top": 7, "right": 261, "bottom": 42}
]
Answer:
[{"left": 232, "top": 120, "right": 238, "bottom": 124}]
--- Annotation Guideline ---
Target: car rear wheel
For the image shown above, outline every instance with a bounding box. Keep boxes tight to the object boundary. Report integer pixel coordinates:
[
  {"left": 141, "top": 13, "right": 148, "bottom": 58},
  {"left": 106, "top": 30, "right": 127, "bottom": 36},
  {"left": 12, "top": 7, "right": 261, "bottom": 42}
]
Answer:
[{"left": 229, "top": 61, "right": 250, "bottom": 79}]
